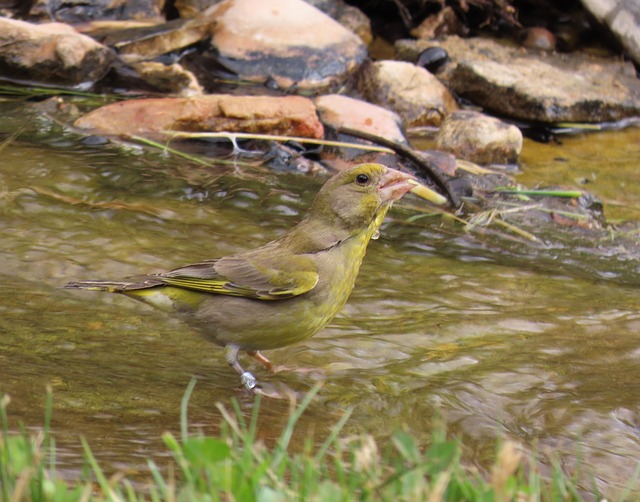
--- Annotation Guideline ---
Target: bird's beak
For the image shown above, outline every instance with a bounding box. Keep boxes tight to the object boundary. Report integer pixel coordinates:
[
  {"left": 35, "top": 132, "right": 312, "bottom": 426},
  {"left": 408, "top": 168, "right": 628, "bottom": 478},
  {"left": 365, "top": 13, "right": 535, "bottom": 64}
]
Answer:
[
  {"left": 379, "top": 167, "right": 449, "bottom": 206},
  {"left": 378, "top": 167, "right": 416, "bottom": 202},
  {"left": 378, "top": 167, "right": 418, "bottom": 203}
]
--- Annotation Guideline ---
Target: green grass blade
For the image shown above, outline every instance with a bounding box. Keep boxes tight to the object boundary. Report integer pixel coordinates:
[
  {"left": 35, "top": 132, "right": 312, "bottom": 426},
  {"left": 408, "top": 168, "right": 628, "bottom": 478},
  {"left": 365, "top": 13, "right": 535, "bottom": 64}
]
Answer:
[
  {"left": 180, "top": 378, "right": 197, "bottom": 442},
  {"left": 493, "top": 187, "right": 584, "bottom": 198},
  {"left": 81, "top": 436, "right": 122, "bottom": 502}
]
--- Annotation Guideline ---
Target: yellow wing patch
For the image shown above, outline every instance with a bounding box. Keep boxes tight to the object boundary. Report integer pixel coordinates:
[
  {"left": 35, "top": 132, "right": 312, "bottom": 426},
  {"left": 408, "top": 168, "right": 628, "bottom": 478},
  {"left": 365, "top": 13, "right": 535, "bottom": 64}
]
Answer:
[{"left": 157, "top": 255, "right": 319, "bottom": 300}]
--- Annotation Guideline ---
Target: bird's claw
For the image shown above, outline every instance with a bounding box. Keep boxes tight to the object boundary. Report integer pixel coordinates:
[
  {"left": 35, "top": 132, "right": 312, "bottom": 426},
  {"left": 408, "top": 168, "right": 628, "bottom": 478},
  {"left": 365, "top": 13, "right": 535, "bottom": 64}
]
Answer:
[{"left": 240, "top": 371, "right": 257, "bottom": 391}]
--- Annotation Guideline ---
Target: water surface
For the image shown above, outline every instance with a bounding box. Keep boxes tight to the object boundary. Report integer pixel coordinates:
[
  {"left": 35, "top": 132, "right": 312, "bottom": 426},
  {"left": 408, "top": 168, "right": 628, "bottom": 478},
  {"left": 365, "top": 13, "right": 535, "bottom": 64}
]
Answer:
[{"left": 1, "top": 99, "right": 639, "bottom": 496}]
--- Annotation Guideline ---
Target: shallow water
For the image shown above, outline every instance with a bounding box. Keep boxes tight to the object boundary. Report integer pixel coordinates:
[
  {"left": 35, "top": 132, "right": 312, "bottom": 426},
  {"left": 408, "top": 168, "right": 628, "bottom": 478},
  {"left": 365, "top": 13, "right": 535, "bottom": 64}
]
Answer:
[{"left": 1, "top": 98, "right": 639, "bottom": 496}]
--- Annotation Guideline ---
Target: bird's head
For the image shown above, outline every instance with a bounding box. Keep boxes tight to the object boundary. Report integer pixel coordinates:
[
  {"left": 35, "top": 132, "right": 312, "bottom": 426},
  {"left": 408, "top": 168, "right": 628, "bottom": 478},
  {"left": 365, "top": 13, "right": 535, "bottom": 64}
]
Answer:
[{"left": 309, "top": 163, "right": 416, "bottom": 231}]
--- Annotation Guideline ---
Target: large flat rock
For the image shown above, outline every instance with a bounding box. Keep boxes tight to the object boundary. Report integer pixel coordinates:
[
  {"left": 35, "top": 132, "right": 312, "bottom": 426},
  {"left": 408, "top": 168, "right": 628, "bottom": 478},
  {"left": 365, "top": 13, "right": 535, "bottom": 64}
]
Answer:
[
  {"left": 397, "top": 36, "right": 640, "bottom": 123},
  {"left": 74, "top": 94, "right": 324, "bottom": 138}
]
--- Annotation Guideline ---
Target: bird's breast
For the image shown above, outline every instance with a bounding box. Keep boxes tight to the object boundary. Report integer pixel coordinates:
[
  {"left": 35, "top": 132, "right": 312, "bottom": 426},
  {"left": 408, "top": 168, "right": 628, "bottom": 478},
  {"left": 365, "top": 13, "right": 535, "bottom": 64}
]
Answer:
[{"left": 184, "top": 226, "right": 377, "bottom": 351}]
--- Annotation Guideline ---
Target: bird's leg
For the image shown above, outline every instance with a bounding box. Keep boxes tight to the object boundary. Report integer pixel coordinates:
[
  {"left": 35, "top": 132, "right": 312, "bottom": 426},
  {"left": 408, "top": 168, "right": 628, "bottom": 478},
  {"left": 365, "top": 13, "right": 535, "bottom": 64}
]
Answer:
[
  {"left": 224, "top": 344, "right": 257, "bottom": 391},
  {"left": 247, "top": 350, "right": 275, "bottom": 372}
]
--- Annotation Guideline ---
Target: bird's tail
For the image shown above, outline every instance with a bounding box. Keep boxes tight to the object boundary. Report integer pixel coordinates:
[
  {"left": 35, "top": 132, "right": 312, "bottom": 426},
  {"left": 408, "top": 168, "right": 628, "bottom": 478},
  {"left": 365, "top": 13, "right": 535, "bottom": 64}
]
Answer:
[
  {"left": 64, "top": 278, "right": 196, "bottom": 312},
  {"left": 64, "top": 279, "right": 159, "bottom": 293}
]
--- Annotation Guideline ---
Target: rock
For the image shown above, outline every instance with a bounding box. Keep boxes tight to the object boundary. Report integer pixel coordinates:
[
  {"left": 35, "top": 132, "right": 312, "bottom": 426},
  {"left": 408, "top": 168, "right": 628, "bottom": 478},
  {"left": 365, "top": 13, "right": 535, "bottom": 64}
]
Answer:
[
  {"left": 86, "top": 18, "right": 213, "bottom": 63},
  {"left": 126, "top": 62, "right": 203, "bottom": 96},
  {"left": 518, "top": 27, "right": 556, "bottom": 51},
  {"left": 199, "top": 0, "right": 367, "bottom": 92},
  {"left": 416, "top": 47, "right": 449, "bottom": 73},
  {"left": 74, "top": 94, "right": 324, "bottom": 138},
  {"left": 304, "top": 0, "right": 373, "bottom": 44},
  {"left": 28, "top": 0, "right": 164, "bottom": 23},
  {"left": 174, "top": 0, "right": 219, "bottom": 19},
  {"left": 314, "top": 94, "right": 407, "bottom": 145},
  {"left": 357, "top": 60, "right": 458, "bottom": 128},
  {"left": 333, "top": 4, "right": 373, "bottom": 46},
  {"left": 581, "top": 0, "right": 640, "bottom": 66},
  {"left": 417, "top": 150, "right": 458, "bottom": 176},
  {"left": 396, "top": 36, "right": 640, "bottom": 123},
  {"left": 410, "top": 6, "right": 466, "bottom": 39},
  {"left": 435, "top": 110, "right": 523, "bottom": 165},
  {"left": 0, "top": 18, "right": 114, "bottom": 90}
]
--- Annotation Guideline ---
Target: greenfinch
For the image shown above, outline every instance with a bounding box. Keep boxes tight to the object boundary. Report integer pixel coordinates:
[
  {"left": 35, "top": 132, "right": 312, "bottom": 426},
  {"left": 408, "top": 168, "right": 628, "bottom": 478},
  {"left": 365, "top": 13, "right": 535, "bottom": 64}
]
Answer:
[{"left": 66, "top": 163, "right": 418, "bottom": 392}]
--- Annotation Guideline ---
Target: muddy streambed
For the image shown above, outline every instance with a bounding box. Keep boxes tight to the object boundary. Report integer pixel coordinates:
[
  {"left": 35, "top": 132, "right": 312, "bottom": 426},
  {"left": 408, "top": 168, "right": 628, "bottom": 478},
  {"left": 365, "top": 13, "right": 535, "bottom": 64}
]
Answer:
[{"left": 1, "top": 100, "right": 639, "bottom": 496}]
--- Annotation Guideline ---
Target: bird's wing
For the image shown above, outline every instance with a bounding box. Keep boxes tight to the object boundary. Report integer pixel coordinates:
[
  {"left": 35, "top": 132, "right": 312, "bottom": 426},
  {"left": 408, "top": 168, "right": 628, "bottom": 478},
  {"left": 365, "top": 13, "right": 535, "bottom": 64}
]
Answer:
[{"left": 156, "top": 253, "right": 319, "bottom": 300}]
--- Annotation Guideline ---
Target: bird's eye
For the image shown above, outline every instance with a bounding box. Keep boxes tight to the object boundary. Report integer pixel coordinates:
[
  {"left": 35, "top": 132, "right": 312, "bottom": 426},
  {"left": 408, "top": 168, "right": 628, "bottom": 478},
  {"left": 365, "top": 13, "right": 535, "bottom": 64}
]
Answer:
[{"left": 355, "top": 173, "right": 370, "bottom": 185}]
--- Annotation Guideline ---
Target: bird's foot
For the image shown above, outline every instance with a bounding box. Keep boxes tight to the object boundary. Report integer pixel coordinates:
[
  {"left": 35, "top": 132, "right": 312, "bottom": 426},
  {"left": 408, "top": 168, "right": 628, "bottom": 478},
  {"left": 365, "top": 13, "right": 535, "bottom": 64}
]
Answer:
[{"left": 238, "top": 371, "right": 289, "bottom": 399}]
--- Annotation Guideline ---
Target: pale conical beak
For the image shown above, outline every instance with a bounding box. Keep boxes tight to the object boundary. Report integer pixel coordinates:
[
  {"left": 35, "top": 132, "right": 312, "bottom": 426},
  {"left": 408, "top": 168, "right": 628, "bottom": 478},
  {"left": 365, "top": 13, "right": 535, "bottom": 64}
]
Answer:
[
  {"left": 379, "top": 167, "right": 448, "bottom": 206},
  {"left": 378, "top": 167, "right": 417, "bottom": 204}
]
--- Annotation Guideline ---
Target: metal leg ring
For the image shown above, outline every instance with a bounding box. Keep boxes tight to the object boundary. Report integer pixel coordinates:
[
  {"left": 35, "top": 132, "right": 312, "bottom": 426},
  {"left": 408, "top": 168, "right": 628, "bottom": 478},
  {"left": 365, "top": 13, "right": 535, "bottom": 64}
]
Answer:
[{"left": 240, "top": 371, "right": 257, "bottom": 390}]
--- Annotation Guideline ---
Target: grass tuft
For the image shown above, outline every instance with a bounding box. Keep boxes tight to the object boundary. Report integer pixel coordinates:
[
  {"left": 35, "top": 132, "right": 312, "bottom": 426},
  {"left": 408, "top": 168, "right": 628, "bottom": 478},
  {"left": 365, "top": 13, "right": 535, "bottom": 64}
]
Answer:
[{"left": 0, "top": 381, "right": 622, "bottom": 501}]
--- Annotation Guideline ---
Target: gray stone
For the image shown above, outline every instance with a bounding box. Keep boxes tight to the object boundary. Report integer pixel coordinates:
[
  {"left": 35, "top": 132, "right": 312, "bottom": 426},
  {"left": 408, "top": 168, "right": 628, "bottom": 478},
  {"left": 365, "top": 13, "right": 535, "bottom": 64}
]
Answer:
[{"left": 396, "top": 36, "right": 640, "bottom": 123}]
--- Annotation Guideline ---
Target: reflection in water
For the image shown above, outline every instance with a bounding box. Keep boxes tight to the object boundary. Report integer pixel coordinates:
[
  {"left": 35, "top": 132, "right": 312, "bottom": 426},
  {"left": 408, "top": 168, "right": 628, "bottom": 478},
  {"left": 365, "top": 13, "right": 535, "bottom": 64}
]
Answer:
[{"left": 1, "top": 106, "right": 639, "bottom": 496}]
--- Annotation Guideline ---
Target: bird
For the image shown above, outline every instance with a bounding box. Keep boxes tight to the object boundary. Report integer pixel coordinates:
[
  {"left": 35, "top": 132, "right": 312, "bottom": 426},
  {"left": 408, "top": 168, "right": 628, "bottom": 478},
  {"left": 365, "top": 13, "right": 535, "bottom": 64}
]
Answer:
[{"left": 65, "top": 163, "right": 423, "bottom": 392}]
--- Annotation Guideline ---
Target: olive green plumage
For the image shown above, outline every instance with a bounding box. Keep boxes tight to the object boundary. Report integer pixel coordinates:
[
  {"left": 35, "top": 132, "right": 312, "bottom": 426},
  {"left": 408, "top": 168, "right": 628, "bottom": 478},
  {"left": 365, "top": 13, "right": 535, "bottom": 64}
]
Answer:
[{"left": 65, "top": 163, "right": 417, "bottom": 391}]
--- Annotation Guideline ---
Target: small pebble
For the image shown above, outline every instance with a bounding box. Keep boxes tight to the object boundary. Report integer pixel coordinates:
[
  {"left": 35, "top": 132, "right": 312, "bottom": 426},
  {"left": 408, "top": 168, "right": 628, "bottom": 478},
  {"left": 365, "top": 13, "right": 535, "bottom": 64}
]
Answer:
[{"left": 519, "top": 27, "right": 556, "bottom": 51}]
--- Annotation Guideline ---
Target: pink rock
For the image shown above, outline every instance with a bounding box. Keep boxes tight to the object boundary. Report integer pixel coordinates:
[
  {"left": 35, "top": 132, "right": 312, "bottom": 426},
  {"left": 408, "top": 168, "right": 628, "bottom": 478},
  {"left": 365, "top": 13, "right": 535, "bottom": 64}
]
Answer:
[
  {"left": 314, "top": 94, "right": 407, "bottom": 144},
  {"left": 74, "top": 94, "right": 324, "bottom": 138}
]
